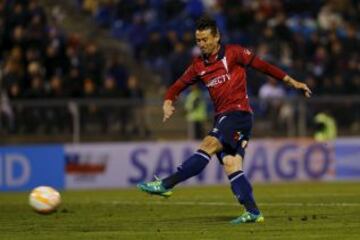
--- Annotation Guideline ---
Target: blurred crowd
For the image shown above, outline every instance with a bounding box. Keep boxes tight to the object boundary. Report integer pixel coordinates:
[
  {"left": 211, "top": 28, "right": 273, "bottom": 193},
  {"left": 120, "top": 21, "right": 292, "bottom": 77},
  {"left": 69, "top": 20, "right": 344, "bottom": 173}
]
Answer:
[
  {"left": 2, "top": 0, "right": 359, "bottom": 100},
  {"left": 0, "top": 0, "right": 359, "bottom": 137},
  {"left": 0, "top": 0, "right": 150, "bottom": 135},
  {"left": 0, "top": 0, "right": 135, "bottom": 100},
  {"left": 82, "top": 0, "right": 359, "bottom": 96}
]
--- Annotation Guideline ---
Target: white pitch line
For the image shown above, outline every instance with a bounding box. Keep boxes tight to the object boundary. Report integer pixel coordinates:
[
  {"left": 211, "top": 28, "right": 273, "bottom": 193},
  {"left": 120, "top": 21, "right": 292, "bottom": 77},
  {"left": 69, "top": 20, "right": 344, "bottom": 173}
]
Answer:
[{"left": 102, "top": 200, "right": 360, "bottom": 207}]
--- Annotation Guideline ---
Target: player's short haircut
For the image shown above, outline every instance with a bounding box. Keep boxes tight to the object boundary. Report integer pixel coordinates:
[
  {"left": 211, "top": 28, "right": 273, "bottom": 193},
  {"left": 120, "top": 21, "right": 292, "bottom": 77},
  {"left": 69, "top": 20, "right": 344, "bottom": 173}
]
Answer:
[{"left": 195, "top": 15, "right": 218, "bottom": 36}]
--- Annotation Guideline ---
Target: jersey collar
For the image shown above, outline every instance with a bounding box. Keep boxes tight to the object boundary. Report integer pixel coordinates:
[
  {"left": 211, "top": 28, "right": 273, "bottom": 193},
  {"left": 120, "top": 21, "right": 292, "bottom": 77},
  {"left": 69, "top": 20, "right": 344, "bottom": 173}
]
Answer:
[{"left": 202, "top": 44, "right": 225, "bottom": 65}]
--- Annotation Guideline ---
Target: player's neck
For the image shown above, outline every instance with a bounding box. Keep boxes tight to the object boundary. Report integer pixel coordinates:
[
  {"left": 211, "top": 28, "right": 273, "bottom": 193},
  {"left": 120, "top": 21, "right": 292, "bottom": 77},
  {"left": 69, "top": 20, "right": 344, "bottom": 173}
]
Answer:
[{"left": 210, "top": 44, "right": 221, "bottom": 56}]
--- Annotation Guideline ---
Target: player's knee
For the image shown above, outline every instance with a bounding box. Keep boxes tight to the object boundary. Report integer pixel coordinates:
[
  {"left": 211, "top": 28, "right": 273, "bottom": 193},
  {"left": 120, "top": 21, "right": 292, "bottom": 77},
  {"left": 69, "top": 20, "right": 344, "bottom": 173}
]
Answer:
[
  {"left": 223, "top": 155, "right": 243, "bottom": 175},
  {"left": 223, "top": 157, "right": 237, "bottom": 174},
  {"left": 199, "top": 136, "right": 222, "bottom": 155}
]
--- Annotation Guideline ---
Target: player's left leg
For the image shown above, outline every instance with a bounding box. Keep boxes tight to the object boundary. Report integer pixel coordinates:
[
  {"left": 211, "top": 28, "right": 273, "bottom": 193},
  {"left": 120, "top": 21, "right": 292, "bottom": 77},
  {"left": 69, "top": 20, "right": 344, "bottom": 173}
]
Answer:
[
  {"left": 212, "top": 111, "right": 263, "bottom": 223},
  {"left": 223, "top": 153, "right": 264, "bottom": 224}
]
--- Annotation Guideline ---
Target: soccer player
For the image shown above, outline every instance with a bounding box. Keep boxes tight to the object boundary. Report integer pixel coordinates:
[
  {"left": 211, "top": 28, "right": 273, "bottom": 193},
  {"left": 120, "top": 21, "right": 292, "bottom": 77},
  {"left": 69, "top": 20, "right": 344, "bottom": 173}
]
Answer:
[{"left": 137, "top": 15, "right": 311, "bottom": 224}]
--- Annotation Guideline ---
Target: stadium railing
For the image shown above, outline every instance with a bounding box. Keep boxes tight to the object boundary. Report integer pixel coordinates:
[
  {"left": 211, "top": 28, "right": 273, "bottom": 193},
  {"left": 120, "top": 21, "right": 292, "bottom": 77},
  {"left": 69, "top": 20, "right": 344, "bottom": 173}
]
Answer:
[{"left": 0, "top": 96, "right": 359, "bottom": 143}]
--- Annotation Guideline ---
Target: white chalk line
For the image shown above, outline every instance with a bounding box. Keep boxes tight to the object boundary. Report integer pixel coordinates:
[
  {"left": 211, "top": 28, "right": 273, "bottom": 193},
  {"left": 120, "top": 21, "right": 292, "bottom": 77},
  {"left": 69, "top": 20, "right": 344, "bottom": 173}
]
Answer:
[{"left": 101, "top": 200, "right": 360, "bottom": 207}]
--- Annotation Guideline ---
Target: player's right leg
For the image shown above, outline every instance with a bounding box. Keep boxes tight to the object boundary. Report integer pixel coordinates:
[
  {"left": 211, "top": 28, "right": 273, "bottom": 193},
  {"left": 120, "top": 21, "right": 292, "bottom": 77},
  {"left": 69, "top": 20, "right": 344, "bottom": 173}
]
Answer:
[{"left": 137, "top": 136, "right": 222, "bottom": 197}]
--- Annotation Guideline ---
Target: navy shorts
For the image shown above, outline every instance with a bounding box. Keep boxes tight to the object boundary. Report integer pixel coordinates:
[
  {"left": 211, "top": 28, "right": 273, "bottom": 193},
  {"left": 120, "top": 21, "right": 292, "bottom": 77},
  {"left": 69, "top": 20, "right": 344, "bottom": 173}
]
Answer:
[{"left": 208, "top": 111, "right": 253, "bottom": 163}]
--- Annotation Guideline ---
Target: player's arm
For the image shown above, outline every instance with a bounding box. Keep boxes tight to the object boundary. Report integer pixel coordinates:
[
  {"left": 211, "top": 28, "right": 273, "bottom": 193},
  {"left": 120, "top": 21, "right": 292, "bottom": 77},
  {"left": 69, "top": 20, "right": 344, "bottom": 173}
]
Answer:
[
  {"left": 250, "top": 57, "right": 312, "bottom": 97},
  {"left": 236, "top": 46, "right": 312, "bottom": 97},
  {"left": 163, "top": 64, "right": 198, "bottom": 122}
]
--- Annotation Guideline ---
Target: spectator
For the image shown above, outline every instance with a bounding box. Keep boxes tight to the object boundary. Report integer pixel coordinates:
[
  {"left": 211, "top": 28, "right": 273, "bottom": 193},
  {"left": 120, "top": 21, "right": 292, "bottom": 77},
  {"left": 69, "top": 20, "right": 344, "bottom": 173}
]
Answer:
[
  {"left": 83, "top": 42, "right": 103, "bottom": 84},
  {"left": 67, "top": 67, "right": 83, "bottom": 97},
  {"left": 3, "top": 83, "right": 24, "bottom": 133},
  {"left": 169, "top": 42, "right": 191, "bottom": 84},
  {"left": 80, "top": 78, "right": 100, "bottom": 132},
  {"left": 259, "top": 77, "right": 291, "bottom": 131},
  {"left": 184, "top": 84, "right": 207, "bottom": 140},
  {"left": 314, "top": 112, "right": 337, "bottom": 141},
  {"left": 105, "top": 54, "right": 129, "bottom": 92},
  {"left": 2, "top": 58, "right": 23, "bottom": 90},
  {"left": 99, "top": 75, "right": 126, "bottom": 133},
  {"left": 46, "top": 74, "right": 70, "bottom": 132},
  {"left": 22, "top": 76, "right": 46, "bottom": 133},
  {"left": 0, "top": 91, "right": 15, "bottom": 133},
  {"left": 126, "top": 75, "right": 150, "bottom": 138}
]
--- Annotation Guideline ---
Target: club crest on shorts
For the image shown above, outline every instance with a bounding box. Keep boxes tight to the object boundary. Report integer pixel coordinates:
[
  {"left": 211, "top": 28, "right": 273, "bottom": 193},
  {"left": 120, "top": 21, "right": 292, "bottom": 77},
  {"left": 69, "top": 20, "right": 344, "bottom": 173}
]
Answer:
[{"left": 233, "top": 131, "right": 242, "bottom": 141}]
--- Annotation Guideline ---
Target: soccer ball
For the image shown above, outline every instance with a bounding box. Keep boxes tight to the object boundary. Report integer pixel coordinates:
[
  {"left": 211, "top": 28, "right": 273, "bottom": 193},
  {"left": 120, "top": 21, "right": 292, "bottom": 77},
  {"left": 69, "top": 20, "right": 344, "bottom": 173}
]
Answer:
[{"left": 29, "top": 186, "right": 61, "bottom": 214}]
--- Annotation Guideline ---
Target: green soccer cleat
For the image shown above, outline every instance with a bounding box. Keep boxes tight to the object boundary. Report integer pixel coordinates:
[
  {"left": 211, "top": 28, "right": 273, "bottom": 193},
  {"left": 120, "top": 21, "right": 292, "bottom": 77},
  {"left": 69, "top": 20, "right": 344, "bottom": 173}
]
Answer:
[
  {"left": 230, "top": 212, "right": 264, "bottom": 224},
  {"left": 137, "top": 178, "right": 172, "bottom": 198}
]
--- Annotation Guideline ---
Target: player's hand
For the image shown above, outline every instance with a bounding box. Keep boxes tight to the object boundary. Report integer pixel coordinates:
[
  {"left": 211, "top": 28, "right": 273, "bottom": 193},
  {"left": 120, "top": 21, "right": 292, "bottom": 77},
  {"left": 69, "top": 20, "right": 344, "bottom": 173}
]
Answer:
[
  {"left": 163, "top": 100, "right": 175, "bottom": 122},
  {"left": 283, "top": 75, "right": 312, "bottom": 98},
  {"left": 294, "top": 81, "right": 312, "bottom": 98}
]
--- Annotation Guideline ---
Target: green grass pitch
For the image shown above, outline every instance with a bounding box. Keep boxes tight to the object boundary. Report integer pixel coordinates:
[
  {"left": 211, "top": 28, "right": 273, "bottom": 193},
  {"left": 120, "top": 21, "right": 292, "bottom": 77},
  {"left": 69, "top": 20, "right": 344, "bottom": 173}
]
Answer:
[{"left": 0, "top": 182, "right": 359, "bottom": 240}]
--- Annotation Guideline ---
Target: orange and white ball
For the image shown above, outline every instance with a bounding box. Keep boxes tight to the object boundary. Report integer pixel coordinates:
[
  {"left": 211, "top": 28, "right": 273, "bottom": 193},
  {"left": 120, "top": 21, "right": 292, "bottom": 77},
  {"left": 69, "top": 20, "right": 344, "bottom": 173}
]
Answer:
[{"left": 29, "top": 186, "right": 61, "bottom": 214}]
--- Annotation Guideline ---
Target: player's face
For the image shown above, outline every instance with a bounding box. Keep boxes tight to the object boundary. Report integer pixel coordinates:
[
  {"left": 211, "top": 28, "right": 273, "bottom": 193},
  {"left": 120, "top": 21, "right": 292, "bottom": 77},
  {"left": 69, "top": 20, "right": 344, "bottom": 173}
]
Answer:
[{"left": 195, "top": 29, "right": 220, "bottom": 56}]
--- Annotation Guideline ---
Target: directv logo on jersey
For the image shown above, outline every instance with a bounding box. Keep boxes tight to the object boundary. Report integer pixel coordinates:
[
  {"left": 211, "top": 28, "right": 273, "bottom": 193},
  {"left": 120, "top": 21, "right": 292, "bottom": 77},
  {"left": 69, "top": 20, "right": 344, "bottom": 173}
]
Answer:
[{"left": 206, "top": 74, "right": 230, "bottom": 88}]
